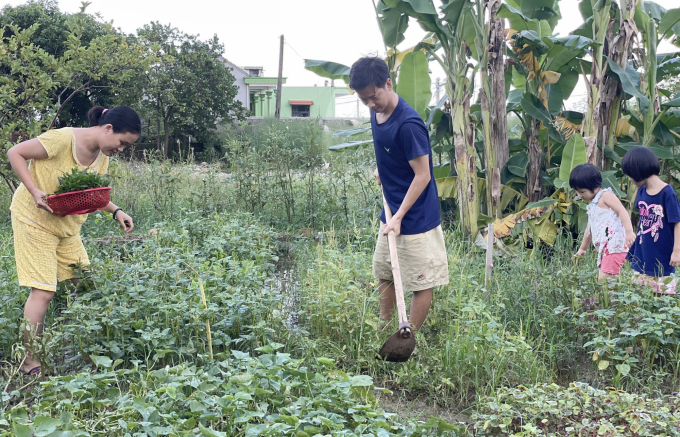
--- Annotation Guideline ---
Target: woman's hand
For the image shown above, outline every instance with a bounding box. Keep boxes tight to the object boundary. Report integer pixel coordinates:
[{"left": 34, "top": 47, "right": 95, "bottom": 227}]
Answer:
[
  {"left": 115, "top": 210, "right": 134, "bottom": 233},
  {"left": 31, "top": 189, "right": 53, "bottom": 214}
]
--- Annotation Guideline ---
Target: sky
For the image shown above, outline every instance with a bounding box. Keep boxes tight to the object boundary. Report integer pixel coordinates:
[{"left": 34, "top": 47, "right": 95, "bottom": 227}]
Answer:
[{"left": 3, "top": 0, "right": 678, "bottom": 117}]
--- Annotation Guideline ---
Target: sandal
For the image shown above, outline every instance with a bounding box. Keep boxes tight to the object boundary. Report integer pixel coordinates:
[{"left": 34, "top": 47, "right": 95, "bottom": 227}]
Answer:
[{"left": 21, "top": 366, "right": 41, "bottom": 376}]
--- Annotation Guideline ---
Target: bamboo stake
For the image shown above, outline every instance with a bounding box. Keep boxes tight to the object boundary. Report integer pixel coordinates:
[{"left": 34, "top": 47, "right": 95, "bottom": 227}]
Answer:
[{"left": 185, "top": 263, "right": 213, "bottom": 359}]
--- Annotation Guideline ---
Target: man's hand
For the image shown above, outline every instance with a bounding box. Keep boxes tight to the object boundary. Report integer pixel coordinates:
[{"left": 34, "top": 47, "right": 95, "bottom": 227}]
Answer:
[
  {"left": 383, "top": 215, "right": 402, "bottom": 236},
  {"left": 671, "top": 249, "right": 680, "bottom": 267},
  {"left": 116, "top": 211, "right": 134, "bottom": 233},
  {"left": 31, "top": 189, "right": 53, "bottom": 214},
  {"left": 374, "top": 168, "right": 381, "bottom": 186}
]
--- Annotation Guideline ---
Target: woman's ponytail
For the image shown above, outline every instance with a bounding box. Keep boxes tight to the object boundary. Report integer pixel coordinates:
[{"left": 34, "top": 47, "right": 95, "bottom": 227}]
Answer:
[{"left": 87, "top": 105, "right": 142, "bottom": 135}]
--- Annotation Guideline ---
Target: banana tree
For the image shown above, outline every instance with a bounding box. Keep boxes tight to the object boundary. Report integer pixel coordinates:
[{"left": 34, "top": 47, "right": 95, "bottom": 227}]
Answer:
[
  {"left": 466, "top": 0, "right": 509, "bottom": 219},
  {"left": 591, "top": 0, "right": 639, "bottom": 168},
  {"left": 491, "top": 132, "right": 589, "bottom": 248},
  {"left": 635, "top": 2, "right": 680, "bottom": 147},
  {"left": 598, "top": 1, "right": 680, "bottom": 175},
  {"left": 578, "top": 0, "right": 615, "bottom": 167},
  {"left": 501, "top": 0, "right": 593, "bottom": 201}
]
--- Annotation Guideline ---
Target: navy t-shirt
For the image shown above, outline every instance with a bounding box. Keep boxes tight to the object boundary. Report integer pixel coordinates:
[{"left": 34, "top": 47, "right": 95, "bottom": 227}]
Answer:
[
  {"left": 627, "top": 185, "right": 680, "bottom": 277},
  {"left": 371, "top": 96, "right": 440, "bottom": 235}
]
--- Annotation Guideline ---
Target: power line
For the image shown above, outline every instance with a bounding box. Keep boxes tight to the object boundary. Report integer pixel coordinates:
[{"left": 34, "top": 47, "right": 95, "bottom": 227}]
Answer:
[{"left": 283, "top": 38, "right": 305, "bottom": 61}]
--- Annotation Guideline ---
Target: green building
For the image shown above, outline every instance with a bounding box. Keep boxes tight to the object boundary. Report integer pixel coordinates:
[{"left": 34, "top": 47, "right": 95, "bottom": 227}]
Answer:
[
  {"left": 252, "top": 86, "right": 350, "bottom": 118},
  {"left": 224, "top": 60, "right": 349, "bottom": 118}
]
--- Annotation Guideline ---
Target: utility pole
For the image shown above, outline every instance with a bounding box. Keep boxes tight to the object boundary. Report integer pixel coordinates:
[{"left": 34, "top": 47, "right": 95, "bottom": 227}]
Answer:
[{"left": 275, "top": 35, "right": 284, "bottom": 119}]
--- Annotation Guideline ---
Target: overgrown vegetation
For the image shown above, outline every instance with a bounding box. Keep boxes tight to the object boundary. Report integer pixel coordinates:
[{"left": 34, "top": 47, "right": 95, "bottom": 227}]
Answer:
[
  {"left": 3, "top": 0, "right": 680, "bottom": 432},
  {"left": 2, "top": 124, "right": 680, "bottom": 433}
]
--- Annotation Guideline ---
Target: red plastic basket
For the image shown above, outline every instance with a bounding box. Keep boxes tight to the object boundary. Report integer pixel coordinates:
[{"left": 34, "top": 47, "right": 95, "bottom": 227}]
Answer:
[{"left": 46, "top": 187, "right": 111, "bottom": 217}]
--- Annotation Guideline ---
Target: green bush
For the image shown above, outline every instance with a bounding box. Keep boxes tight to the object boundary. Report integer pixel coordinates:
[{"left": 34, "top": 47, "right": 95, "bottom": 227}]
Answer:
[
  {"left": 473, "top": 382, "right": 680, "bottom": 435},
  {"left": 1, "top": 351, "right": 468, "bottom": 435}
]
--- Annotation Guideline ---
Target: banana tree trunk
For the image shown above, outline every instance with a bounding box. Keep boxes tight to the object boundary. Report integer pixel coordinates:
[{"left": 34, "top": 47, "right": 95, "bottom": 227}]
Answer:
[
  {"left": 480, "top": 79, "right": 496, "bottom": 216},
  {"left": 484, "top": 0, "right": 508, "bottom": 217},
  {"left": 583, "top": 0, "right": 613, "bottom": 168},
  {"left": 450, "top": 79, "right": 479, "bottom": 239},
  {"left": 527, "top": 118, "right": 543, "bottom": 202},
  {"left": 642, "top": 17, "right": 658, "bottom": 147},
  {"left": 489, "top": 0, "right": 509, "bottom": 171},
  {"left": 600, "top": 0, "right": 639, "bottom": 162}
]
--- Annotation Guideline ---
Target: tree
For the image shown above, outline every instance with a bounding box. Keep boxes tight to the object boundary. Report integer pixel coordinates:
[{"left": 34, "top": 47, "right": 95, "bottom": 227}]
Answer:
[
  {"left": 0, "top": 3, "right": 150, "bottom": 194},
  {"left": 0, "top": 0, "right": 117, "bottom": 128},
  {"left": 131, "top": 22, "right": 245, "bottom": 158}
]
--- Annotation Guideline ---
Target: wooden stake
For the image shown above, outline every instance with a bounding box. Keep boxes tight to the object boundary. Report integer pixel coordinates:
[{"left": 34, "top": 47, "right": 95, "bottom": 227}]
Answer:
[
  {"left": 485, "top": 224, "right": 494, "bottom": 288},
  {"left": 275, "top": 35, "right": 284, "bottom": 119}
]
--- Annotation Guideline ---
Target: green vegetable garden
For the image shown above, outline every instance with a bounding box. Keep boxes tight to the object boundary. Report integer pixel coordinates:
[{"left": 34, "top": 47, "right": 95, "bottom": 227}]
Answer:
[{"left": 2, "top": 0, "right": 680, "bottom": 435}]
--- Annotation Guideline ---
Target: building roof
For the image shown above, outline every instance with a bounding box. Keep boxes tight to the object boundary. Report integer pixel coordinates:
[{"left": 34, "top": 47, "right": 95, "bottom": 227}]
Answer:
[
  {"left": 245, "top": 77, "right": 287, "bottom": 84},
  {"left": 221, "top": 58, "right": 250, "bottom": 77}
]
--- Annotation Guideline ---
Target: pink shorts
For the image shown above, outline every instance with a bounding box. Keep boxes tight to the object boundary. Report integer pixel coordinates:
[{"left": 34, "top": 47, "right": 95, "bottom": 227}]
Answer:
[{"left": 600, "top": 252, "right": 627, "bottom": 275}]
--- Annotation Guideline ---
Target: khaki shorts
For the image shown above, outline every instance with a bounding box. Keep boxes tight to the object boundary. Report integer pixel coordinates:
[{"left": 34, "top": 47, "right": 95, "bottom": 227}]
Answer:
[
  {"left": 12, "top": 215, "right": 89, "bottom": 292},
  {"left": 372, "top": 224, "right": 449, "bottom": 292}
]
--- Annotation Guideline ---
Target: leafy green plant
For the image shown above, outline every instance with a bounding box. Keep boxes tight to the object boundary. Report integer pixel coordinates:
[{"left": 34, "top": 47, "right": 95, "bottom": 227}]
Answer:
[
  {"left": 53, "top": 168, "right": 111, "bottom": 195},
  {"left": 473, "top": 382, "right": 680, "bottom": 435}
]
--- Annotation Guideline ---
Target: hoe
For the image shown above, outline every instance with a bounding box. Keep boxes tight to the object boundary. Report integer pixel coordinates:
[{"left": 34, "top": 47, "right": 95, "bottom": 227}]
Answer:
[{"left": 377, "top": 187, "right": 416, "bottom": 362}]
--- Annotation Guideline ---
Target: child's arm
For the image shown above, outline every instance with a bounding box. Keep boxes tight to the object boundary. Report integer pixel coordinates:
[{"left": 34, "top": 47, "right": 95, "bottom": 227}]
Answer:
[
  {"left": 601, "top": 191, "right": 636, "bottom": 248},
  {"left": 576, "top": 223, "right": 591, "bottom": 257},
  {"left": 671, "top": 223, "right": 680, "bottom": 267},
  {"left": 7, "top": 139, "right": 53, "bottom": 213}
]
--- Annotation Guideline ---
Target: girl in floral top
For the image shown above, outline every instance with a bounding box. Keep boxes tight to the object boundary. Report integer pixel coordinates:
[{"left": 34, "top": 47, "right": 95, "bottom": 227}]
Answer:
[{"left": 570, "top": 164, "right": 635, "bottom": 281}]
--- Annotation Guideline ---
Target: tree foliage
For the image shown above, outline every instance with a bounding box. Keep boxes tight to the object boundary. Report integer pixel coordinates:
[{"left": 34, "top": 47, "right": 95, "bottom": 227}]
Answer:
[
  {"left": 0, "top": 2, "right": 149, "bottom": 192},
  {"left": 1, "top": 1, "right": 247, "bottom": 194},
  {"left": 128, "top": 22, "right": 246, "bottom": 158}
]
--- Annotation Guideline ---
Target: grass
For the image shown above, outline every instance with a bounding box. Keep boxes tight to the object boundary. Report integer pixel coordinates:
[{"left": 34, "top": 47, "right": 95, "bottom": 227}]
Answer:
[{"left": 1, "top": 120, "right": 680, "bottom": 433}]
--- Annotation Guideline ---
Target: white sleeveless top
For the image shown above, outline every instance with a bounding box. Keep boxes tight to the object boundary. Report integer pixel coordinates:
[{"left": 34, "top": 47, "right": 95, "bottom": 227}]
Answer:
[{"left": 587, "top": 188, "right": 628, "bottom": 266}]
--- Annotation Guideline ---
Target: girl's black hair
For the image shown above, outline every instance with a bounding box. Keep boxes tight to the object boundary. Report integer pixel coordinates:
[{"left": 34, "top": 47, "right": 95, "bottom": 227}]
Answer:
[
  {"left": 87, "top": 106, "right": 142, "bottom": 135},
  {"left": 349, "top": 56, "right": 391, "bottom": 91},
  {"left": 569, "top": 163, "right": 602, "bottom": 191},
  {"left": 621, "top": 146, "right": 660, "bottom": 182}
]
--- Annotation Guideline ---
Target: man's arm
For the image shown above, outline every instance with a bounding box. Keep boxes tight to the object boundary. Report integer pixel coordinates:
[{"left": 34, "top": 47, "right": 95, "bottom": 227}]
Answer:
[{"left": 383, "top": 154, "right": 430, "bottom": 236}]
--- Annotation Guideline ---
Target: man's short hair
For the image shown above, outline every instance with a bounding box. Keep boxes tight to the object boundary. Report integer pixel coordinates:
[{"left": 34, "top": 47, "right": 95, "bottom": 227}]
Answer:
[{"left": 349, "top": 56, "right": 391, "bottom": 91}]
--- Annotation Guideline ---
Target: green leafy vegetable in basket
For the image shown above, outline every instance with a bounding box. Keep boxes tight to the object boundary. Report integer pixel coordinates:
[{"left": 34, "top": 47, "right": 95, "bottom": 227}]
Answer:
[{"left": 53, "top": 168, "right": 111, "bottom": 195}]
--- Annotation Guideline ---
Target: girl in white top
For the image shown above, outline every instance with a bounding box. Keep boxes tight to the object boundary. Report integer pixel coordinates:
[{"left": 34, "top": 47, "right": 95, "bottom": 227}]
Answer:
[{"left": 570, "top": 164, "right": 635, "bottom": 281}]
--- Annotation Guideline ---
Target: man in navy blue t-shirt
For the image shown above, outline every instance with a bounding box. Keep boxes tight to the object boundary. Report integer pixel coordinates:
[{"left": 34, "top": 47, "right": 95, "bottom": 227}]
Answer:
[{"left": 349, "top": 56, "right": 449, "bottom": 331}]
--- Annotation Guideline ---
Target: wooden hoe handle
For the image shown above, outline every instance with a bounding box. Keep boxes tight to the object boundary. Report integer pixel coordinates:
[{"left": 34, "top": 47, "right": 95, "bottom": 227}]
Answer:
[{"left": 381, "top": 190, "right": 412, "bottom": 339}]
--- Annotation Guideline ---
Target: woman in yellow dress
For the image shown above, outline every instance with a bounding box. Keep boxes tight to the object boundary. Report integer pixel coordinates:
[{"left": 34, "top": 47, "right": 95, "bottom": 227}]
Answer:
[{"left": 7, "top": 106, "right": 140, "bottom": 375}]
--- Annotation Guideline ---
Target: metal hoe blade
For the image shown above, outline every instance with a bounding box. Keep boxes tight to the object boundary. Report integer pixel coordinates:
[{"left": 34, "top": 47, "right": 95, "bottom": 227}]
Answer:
[{"left": 378, "top": 328, "right": 416, "bottom": 362}]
